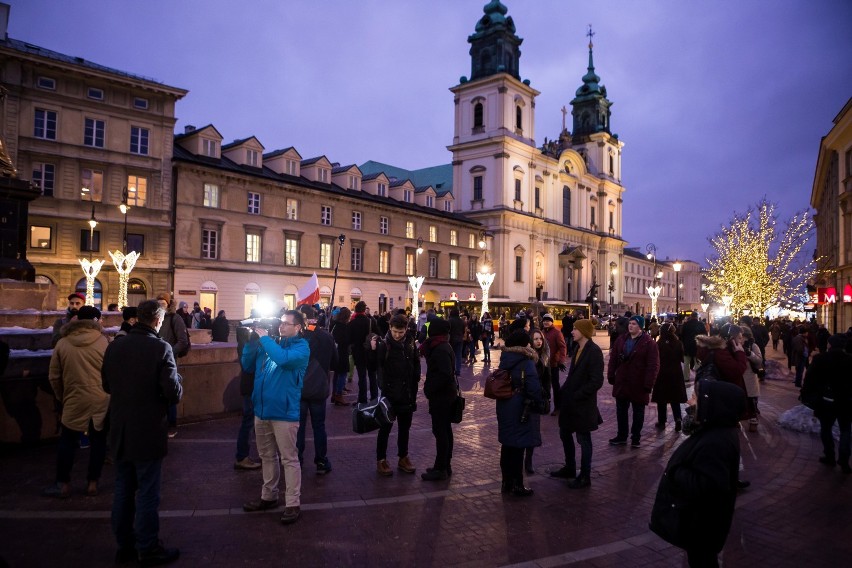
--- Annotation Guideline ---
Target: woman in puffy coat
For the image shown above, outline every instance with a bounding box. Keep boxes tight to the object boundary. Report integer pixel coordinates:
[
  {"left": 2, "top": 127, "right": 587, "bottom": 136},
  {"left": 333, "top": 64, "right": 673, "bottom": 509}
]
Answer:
[
  {"left": 652, "top": 323, "right": 687, "bottom": 432},
  {"left": 496, "top": 330, "right": 544, "bottom": 496}
]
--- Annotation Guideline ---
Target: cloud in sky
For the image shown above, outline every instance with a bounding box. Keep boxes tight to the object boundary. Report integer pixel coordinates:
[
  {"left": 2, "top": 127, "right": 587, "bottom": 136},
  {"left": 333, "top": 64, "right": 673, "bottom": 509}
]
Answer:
[{"left": 9, "top": 0, "right": 852, "bottom": 263}]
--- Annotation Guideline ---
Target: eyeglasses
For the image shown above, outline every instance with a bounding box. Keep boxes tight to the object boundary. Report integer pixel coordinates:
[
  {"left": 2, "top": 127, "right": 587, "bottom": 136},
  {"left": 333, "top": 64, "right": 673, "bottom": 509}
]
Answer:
[{"left": 280, "top": 321, "right": 299, "bottom": 328}]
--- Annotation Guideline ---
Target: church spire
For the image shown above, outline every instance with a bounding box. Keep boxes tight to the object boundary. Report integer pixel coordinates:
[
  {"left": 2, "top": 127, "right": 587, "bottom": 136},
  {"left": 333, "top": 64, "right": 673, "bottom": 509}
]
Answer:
[
  {"left": 571, "top": 25, "right": 612, "bottom": 140},
  {"left": 467, "top": 0, "right": 523, "bottom": 81}
]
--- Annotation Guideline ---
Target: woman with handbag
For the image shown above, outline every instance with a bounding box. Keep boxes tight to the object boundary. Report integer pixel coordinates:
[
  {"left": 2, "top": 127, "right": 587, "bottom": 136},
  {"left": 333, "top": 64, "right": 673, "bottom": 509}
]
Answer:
[
  {"left": 497, "top": 330, "right": 543, "bottom": 496},
  {"left": 371, "top": 315, "right": 421, "bottom": 476},
  {"left": 421, "top": 318, "right": 457, "bottom": 481},
  {"left": 524, "top": 329, "right": 550, "bottom": 474}
]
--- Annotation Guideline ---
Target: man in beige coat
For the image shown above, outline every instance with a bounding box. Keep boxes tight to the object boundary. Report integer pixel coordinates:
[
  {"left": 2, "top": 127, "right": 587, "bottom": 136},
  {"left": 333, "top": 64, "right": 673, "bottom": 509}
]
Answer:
[{"left": 44, "top": 305, "right": 109, "bottom": 498}]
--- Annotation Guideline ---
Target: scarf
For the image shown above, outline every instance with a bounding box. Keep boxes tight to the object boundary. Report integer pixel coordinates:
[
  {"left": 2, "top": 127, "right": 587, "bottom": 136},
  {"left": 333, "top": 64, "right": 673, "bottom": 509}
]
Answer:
[{"left": 420, "top": 334, "right": 448, "bottom": 358}]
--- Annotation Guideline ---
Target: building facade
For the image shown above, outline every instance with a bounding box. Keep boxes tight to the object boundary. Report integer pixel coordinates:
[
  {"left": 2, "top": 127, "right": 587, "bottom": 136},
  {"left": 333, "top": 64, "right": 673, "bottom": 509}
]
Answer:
[
  {"left": 810, "top": 97, "right": 852, "bottom": 333},
  {"left": 0, "top": 10, "right": 186, "bottom": 308},
  {"left": 621, "top": 248, "right": 702, "bottom": 317}
]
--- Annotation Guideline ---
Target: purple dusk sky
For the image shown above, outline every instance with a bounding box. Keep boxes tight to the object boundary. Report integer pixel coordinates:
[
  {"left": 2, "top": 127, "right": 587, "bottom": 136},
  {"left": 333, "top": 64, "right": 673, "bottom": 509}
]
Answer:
[{"left": 9, "top": 0, "right": 852, "bottom": 264}]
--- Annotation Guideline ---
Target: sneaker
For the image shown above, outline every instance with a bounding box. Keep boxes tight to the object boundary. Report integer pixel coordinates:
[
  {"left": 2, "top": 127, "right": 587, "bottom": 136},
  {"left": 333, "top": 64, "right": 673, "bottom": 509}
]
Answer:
[
  {"left": 316, "top": 460, "right": 332, "bottom": 475},
  {"left": 138, "top": 541, "right": 179, "bottom": 566},
  {"left": 736, "top": 479, "right": 751, "bottom": 490},
  {"left": 377, "top": 459, "right": 393, "bottom": 476},
  {"left": 608, "top": 437, "right": 627, "bottom": 446},
  {"left": 234, "top": 457, "right": 261, "bottom": 470},
  {"left": 242, "top": 498, "right": 279, "bottom": 512},
  {"left": 280, "top": 506, "right": 301, "bottom": 525},
  {"left": 398, "top": 456, "right": 416, "bottom": 474},
  {"left": 167, "top": 428, "right": 178, "bottom": 439},
  {"left": 630, "top": 439, "right": 641, "bottom": 448},
  {"left": 549, "top": 466, "right": 576, "bottom": 479}
]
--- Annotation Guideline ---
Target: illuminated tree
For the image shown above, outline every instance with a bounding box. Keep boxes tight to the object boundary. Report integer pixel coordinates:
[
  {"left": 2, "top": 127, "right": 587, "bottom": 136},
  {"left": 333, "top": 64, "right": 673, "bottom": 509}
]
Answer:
[{"left": 705, "top": 199, "right": 815, "bottom": 317}]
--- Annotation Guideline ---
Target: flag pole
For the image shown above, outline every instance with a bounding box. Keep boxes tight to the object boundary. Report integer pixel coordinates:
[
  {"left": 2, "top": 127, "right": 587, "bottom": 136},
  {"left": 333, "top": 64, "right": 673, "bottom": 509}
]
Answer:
[{"left": 327, "top": 234, "right": 346, "bottom": 330}]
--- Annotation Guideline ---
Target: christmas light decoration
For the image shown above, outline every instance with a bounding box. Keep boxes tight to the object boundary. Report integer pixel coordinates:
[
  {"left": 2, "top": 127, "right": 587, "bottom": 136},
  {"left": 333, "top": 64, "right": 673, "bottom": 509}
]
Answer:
[
  {"left": 705, "top": 200, "right": 815, "bottom": 318},
  {"left": 477, "top": 269, "right": 496, "bottom": 316},
  {"left": 79, "top": 258, "right": 105, "bottom": 306},
  {"left": 109, "top": 250, "right": 140, "bottom": 310}
]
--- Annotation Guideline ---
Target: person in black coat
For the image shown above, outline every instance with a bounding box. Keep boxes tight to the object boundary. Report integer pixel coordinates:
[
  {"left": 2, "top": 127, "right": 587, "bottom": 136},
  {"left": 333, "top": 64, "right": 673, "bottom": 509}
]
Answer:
[
  {"left": 652, "top": 323, "right": 688, "bottom": 431},
  {"left": 420, "top": 318, "right": 457, "bottom": 481},
  {"left": 496, "top": 331, "right": 543, "bottom": 496},
  {"left": 650, "top": 380, "right": 745, "bottom": 568},
  {"left": 801, "top": 333, "right": 852, "bottom": 473},
  {"left": 371, "top": 314, "right": 421, "bottom": 476},
  {"left": 348, "top": 301, "right": 377, "bottom": 404},
  {"left": 448, "top": 308, "right": 465, "bottom": 377},
  {"left": 552, "top": 318, "right": 603, "bottom": 488},
  {"left": 211, "top": 310, "right": 230, "bottom": 342},
  {"left": 101, "top": 300, "right": 183, "bottom": 564},
  {"left": 330, "top": 308, "right": 351, "bottom": 406},
  {"left": 680, "top": 312, "right": 706, "bottom": 382}
]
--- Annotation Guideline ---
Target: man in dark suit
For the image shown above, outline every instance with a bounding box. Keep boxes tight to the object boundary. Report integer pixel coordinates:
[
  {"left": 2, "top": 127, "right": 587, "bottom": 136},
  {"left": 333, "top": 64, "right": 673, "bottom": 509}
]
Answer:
[{"left": 102, "top": 300, "right": 183, "bottom": 566}]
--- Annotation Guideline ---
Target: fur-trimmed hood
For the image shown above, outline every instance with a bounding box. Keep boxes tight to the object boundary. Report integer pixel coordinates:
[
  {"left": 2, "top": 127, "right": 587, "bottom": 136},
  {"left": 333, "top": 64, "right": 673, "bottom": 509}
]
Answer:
[
  {"left": 501, "top": 345, "right": 539, "bottom": 363},
  {"left": 695, "top": 334, "right": 726, "bottom": 350},
  {"left": 59, "top": 319, "right": 104, "bottom": 347}
]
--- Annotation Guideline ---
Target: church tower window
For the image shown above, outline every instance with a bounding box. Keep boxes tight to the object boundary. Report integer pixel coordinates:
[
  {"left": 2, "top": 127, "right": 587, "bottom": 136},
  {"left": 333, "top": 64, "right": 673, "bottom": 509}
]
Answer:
[
  {"left": 474, "top": 103, "right": 484, "bottom": 129},
  {"left": 515, "top": 105, "right": 522, "bottom": 130},
  {"left": 563, "top": 186, "right": 571, "bottom": 226}
]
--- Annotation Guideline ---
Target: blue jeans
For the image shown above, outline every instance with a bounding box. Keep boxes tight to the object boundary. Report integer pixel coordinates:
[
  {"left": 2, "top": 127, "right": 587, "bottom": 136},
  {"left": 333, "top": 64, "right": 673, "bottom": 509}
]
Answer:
[
  {"left": 333, "top": 371, "right": 346, "bottom": 396},
  {"left": 452, "top": 341, "right": 463, "bottom": 375},
  {"left": 296, "top": 399, "right": 328, "bottom": 465},
  {"left": 235, "top": 395, "right": 255, "bottom": 461},
  {"left": 560, "top": 429, "right": 593, "bottom": 477},
  {"left": 615, "top": 397, "right": 646, "bottom": 442},
  {"left": 356, "top": 365, "right": 378, "bottom": 404},
  {"left": 112, "top": 459, "right": 163, "bottom": 552},
  {"left": 481, "top": 337, "right": 492, "bottom": 361}
]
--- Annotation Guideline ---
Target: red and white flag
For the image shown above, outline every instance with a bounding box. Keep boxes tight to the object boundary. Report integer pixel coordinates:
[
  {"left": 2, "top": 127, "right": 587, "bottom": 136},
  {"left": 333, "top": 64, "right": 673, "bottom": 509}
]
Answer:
[{"left": 296, "top": 272, "right": 320, "bottom": 306}]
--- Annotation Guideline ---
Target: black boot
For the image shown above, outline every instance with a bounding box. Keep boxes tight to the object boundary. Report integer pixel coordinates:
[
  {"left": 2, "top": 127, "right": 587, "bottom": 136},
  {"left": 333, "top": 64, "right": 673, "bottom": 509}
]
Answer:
[
  {"left": 500, "top": 480, "right": 512, "bottom": 493},
  {"left": 524, "top": 449, "right": 534, "bottom": 474},
  {"left": 567, "top": 474, "right": 591, "bottom": 489},
  {"left": 512, "top": 483, "right": 534, "bottom": 497}
]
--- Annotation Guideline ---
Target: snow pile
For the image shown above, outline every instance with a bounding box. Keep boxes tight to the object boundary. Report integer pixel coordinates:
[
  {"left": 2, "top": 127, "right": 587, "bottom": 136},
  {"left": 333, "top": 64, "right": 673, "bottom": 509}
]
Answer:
[{"left": 778, "top": 404, "right": 839, "bottom": 438}]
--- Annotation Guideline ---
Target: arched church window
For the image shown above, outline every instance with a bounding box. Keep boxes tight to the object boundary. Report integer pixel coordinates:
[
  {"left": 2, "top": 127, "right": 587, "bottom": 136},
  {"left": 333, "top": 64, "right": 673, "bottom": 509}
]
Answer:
[
  {"left": 563, "top": 186, "right": 571, "bottom": 226},
  {"left": 515, "top": 105, "right": 522, "bottom": 130},
  {"left": 474, "top": 103, "right": 484, "bottom": 128}
]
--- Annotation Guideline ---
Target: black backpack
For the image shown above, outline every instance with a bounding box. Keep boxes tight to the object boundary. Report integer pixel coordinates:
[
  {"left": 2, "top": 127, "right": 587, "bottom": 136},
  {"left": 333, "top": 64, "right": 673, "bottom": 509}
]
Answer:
[{"left": 693, "top": 350, "right": 720, "bottom": 383}]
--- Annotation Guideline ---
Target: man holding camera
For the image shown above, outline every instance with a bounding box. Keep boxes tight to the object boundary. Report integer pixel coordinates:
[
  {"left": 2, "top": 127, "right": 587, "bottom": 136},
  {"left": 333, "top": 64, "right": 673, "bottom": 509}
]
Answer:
[{"left": 241, "top": 310, "right": 310, "bottom": 526}]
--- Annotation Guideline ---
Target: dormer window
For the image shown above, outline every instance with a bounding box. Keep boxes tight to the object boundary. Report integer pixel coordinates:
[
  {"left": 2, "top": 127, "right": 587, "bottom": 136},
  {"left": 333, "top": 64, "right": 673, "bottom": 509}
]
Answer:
[
  {"left": 377, "top": 183, "right": 387, "bottom": 197},
  {"left": 444, "top": 201, "right": 451, "bottom": 212},
  {"left": 349, "top": 175, "right": 358, "bottom": 190},
  {"left": 403, "top": 189, "right": 413, "bottom": 203},
  {"left": 246, "top": 149, "right": 259, "bottom": 167},
  {"left": 426, "top": 195, "right": 434, "bottom": 208},
  {"left": 287, "top": 160, "right": 297, "bottom": 175},
  {"left": 203, "top": 139, "right": 217, "bottom": 157},
  {"left": 319, "top": 169, "right": 329, "bottom": 183}
]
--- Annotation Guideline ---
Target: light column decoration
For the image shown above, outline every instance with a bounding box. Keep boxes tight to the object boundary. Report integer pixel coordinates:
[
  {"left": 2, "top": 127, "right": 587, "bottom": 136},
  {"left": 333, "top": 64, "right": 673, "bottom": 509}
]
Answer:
[
  {"left": 700, "top": 302, "right": 710, "bottom": 324},
  {"left": 408, "top": 237, "right": 425, "bottom": 317},
  {"left": 673, "top": 261, "right": 682, "bottom": 316},
  {"left": 608, "top": 261, "right": 617, "bottom": 316},
  {"left": 78, "top": 206, "right": 103, "bottom": 306},
  {"left": 645, "top": 243, "right": 661, "bottom": 317},
  {"left": 477, "top": 230, "right": 496, "bottom": 316},
  {"left": 109, "top": 250, "right": 140, "bottom": 310}
]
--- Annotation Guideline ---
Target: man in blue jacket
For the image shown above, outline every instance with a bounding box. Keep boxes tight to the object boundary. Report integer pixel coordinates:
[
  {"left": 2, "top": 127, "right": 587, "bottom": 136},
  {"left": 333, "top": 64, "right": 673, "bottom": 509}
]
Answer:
[{"left": 241, "top": 310, "right": 310, "bottom": 525}]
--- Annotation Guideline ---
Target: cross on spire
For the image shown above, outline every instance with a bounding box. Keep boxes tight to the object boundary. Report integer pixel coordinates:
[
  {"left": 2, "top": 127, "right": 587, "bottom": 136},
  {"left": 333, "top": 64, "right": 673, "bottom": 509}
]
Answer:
[
  {"left": 587, "top": 24, "right": 595, "bottom": 49},
  {"left": 561, "top": 106, "right": 568, "bottom": 131}
]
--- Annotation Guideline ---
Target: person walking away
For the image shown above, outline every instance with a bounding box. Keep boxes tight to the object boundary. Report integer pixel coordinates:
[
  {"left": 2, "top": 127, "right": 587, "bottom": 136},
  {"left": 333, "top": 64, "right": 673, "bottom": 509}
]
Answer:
[
  {"left": 102, "top": 300, "right": 183, "bottom": 565},
  {"left": 551, "top": 318, "right": 603, "bottom": 488},
  {"left": 296, "top": 305, "right": 336, "bottom": 475},
  {"left": 801, "top": 334, "right": 852, "bottom": 473},
  {"left": 650, "top": 380, "right": 746, "bottom": 568},
  {"left": 448, "top": 308, "right": 465, "bottom": 377},
  {"left": 241, "top": 310, "right": 309, "bottom": 525},
  {"left": 540, "top": 313, "right": 567, "bottom": 414},
  {"left": 480, "top": 312, "right": 494, "bottom": 364},
  {"left": 496, "top": 330, "right": 543, "bottom": 496},
  {"left": 769, "top": 321, "right": 781, "bottom": 351},
  {"left": 652, "top": 323, "right": 687, "bottom": 432},
  {"left": 211, "top": 310, "right": 230, "bottom": 342},
  {"left": 330, "top": 308, "right": 351, "bottom": 406},
  {"left": 156, "top": 293, "right": 188, "bottom": 438},
  {"left": 740, "top": 326, "right": 763, "bottom": 432},
  {"left": 607, "top": 315, "right": 660, "bottom": 448},
  {"left": 51, "top": 292, "right": 85, "bottom": 347},
  {"left": 44, "top": 306, "right": 109, "bottom": 499},
  {"left": 680, "top": 312, "right": 706, "bottom": 383},
  {"left": 524, "top": 328, "right": 550, "bottom": 473},
  {"left": 348, "top": 301, "right": 377, "bottom": 404},
  {"left": 420, "top": 318, "right": 457, "bottom": 481},
  {"left": 468, "top": 314, "right": 483, "bottom": 363},
  {"left": 791, "top": 326, "right": 809, "bottom": 388},
  {"left": 750, "top": 317, "right": 770, "bottom": 365},
  {"left": 371, "top": 314, "right": 421, "bottom": 476}
]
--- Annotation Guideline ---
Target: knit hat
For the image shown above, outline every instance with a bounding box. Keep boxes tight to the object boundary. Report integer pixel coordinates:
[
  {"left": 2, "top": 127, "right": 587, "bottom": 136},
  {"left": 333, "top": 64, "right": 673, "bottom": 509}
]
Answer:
[
  {"left": 429, "top": 318, "right": 450, "bottom": 337},
  {"left": 541, "top": 313, "right": 554, "bottom": 322},
  {"left": 629, "top": 315, "right": 645, "bottom": 329},
  {"left": 122, "top": 306, "right": 138, "bottom": 321},
  {"left": 505, "top": 330, "right": 531, "bottom": 347},
  {"left": 156, "top": 292, "right": 171, "bottom": 305},
  {"left": 77, "top": 306, "right": 101, "bottom": 320},
  {"left": 178, "top": 301, "right": 188, "bottom": 309},
  {"left": 67, "top": 292, "right": 85, "bottom": 302},
  {"left": 573, "top": 318, "right": 595, "bottom": 339}
]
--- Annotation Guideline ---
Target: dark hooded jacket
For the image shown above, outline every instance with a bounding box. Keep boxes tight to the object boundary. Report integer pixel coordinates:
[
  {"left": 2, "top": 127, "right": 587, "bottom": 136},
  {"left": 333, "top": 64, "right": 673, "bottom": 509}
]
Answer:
[
  {"left": 422, "top": 335, "right": 456, "bottom": 412},
  {"left": 375, "top": 331, "right": 421, "bottom": 414},
  {"left": 496, "top": 346, "right": 543, "bottom": 448},
  {"left": 802, "top": 346, "right": 852, "bottom": 421},
  {"left": 650, "top": 380, "right": 745, "bottom": 553},
  {"left": 559, "top": 340, "right": 604, "bottom": 433}
]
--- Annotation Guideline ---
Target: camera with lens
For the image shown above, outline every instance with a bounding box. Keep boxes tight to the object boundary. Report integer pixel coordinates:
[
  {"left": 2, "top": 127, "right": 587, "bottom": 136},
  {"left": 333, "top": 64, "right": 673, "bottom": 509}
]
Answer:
[{"left": 238, "top": 317, "right": 282, "bottom": 339}]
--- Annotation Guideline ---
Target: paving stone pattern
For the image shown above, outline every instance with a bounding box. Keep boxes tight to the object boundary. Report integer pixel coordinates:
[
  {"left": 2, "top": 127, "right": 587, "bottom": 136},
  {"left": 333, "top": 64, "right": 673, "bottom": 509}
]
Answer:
[{"left": 1, "top": 342, "right": 850, "bottom": 567}]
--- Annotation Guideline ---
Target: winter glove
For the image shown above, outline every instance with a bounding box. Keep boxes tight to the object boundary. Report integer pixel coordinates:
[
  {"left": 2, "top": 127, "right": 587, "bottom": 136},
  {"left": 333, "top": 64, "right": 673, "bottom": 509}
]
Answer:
[{"left": 557, "top": 363, "right": 567, "bottom": 373}]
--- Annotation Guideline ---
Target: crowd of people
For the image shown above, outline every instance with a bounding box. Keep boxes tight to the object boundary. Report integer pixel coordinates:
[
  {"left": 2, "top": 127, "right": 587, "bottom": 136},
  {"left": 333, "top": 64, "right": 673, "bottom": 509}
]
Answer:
[{"left": 32, "top": 287, "right": 852, "bottom": 567}]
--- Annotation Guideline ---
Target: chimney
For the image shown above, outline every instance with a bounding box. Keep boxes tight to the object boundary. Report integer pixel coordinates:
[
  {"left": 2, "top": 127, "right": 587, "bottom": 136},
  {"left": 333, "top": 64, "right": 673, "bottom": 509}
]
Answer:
[
  {"left": 184, "top": 124, "right": 196, "bottom": 134},
  {"left": 0, "top": 3, "right": 10, "bottom": 41}
]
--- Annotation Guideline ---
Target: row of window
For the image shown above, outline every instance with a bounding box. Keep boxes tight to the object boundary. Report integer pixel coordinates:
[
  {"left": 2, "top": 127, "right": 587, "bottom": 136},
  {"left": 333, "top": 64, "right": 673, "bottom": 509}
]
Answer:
[
  {"left": 32, "top": 162, "right": 148, "bottom": 206},
  {"left": 29, "top": 226, "right": 145, "bottom": 255},
  {"left": 36, "top": 75, "right": 149, "bottom": 109},
  {"left": 34, "top": 109, "right": 150, "bottom": 155}
]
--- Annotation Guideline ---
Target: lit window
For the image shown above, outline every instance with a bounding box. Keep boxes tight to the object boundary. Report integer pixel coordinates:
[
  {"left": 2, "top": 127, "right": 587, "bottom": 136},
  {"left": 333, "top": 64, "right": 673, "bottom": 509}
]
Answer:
[
  {"left": 405, "top": 221, "right": 414, "bottom": 239},
  {"left": 450, "top": 230, "right": 457, "bottom": 246},
  {"left": 379, "top": 216, "right": 389, "bottom": 235},
  {"left": 246, "top": 233, "right": 262, "bottom": 263},
  {"left": 285, "top": 238, "right": 299, "bottom": 266},
  {"left": 248, "top": 192, "right": 260, "bottom": 215},
  {"left": 126, "top": 175, "right": 147, "bottom": 207},
  {"left": 286, "top": 198, "right": 298, "bottom": 220},
  {"left": 352, "top": 211, "right": 361, "bottom": 230},
  {"left": 30, "top": 225, "right": 52, "bottom": 249},
  {"left": 84, "top": 118, "right": 105, "bottom": 148},
  {"left": 450, "top": 257, "right": 458, "bottom": 280},
  {"left": 351, "top": 245, "right": 363, "bottom": 271},
  {"left": 321, "top": 205, "right": 332, "bottom": 226},
  {"left": 429, "top": 225, "right": 437, "bottom": 242},
  {"left": 34, "top": 109, "right": 57, "bottom": 140},
  {"left": 469, "top": 234, "right": 475, "bottom": 249},
  {"left": 80, "top": 168, "right": 103, "bottom": 202},
  {"left": 201, "top": 228, "right": 218, "bottom": 259},
  {"left": 405, "top": 251, "right": 415, "bottom": 276},
  {"left": 379, "top": 249, "right": 389, "bottom": 274},
  {"left": 32, "top": 163, "right": 55, "bottom": 197},
  {"left": 130, "top": 126, "right": 149, "bottom": 155},
  {"left": 203, "top": 183, "right": 219, "bottom": 208},
  {"left": 320, "top": 242, "right": 332, "bottom": 269}
]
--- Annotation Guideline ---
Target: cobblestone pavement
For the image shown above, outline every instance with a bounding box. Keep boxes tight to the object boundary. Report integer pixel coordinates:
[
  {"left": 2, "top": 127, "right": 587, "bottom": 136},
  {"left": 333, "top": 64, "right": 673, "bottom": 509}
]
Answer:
[{"left": 1, "top": 337, "right": 850, "bottom": 567}]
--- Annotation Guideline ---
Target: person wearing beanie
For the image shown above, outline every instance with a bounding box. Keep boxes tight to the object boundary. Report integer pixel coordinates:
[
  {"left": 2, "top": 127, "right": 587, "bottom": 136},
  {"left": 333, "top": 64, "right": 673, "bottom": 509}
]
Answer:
[
  {"left": 551, "top": 313, "right": 604, "bottom": 488},
  {"left": 115, "top": 307, "right": 138, "bottom": 339},
  {"left": 540, "top": 313, "right": 567, "bottom": 415},
  {"left": 44, "top": 295, "right": 110, "bottom": 499},
  {"left": 495, "top": 328, "right": 544, "bottom": 496},
  {"left": 51, "top": 292, "right": 87, "bottom": 348},
  {"left": 607, "top": 314, "right": 660, "bottom": 448},
  {"left": 420, "top": 315, "right": 456, "bottom": 481}
]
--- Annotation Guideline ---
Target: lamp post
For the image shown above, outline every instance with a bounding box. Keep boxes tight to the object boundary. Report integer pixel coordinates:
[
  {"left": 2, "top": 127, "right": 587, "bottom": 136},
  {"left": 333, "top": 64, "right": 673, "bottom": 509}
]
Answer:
[
  {"left": 608, "top": 261, "right": 617, "bottom": 316},
  {"left": 408, "top": 236, "right": 425, "bottom": 317},
  {"left": 645, "top": 243, "right": 661, "bottom": 318},
  {"left": 476, "top": 230, "right": 495, "bottom": 316},
  {"left": 79, "top": 205, "right": 103, "bottom": 306},
  {"left": 673, "top": 261, "right": 682, "bottom": 316}
]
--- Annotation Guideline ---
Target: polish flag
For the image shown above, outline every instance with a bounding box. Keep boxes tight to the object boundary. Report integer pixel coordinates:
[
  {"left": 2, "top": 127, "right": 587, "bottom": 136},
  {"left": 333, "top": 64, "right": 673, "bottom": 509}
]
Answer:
[{"left": 296, "top": 272, "right": 320, "bottom": 306}]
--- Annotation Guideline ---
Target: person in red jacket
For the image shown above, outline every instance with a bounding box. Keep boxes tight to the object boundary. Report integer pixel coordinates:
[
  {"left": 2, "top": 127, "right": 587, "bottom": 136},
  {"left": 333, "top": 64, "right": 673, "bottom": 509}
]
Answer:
[
  {"left": 695, "top": 325, "right": 748, "bottom": 392},
  {"left": 540, "top": 313, "right": 567, "bottom": 410},
  {"left": 607, "top": 315, "right": 660, "bottom": 448}
]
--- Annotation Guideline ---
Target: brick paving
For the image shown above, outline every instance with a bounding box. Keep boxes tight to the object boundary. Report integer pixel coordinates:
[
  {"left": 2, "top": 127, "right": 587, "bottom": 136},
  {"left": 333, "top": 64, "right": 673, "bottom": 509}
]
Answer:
[{"left": 1, "top": 337, "right": 850, "bottom": 567}]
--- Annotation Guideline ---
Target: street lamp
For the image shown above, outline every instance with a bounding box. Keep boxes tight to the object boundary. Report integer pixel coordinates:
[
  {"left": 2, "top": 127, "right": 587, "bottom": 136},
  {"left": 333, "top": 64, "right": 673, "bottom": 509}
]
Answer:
[
  {"left": 78, "top": 205, "right": 103, "bottom": 307},
  {"left": 409, "top": 236, "right": 425, "bottom": 316},
  {"left": 673, "top": 261, "right": 682, "bottom": 316},
  {"left": 608, "top": 261, "right": 617, "bottom": 316},
  {"left": 119, "top": 186, "right": 130, "bottom": 253}
]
